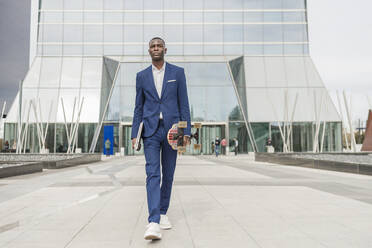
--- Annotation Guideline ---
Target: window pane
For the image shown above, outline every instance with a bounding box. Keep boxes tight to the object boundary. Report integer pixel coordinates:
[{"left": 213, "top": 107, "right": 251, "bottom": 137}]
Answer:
[
  {"left": 244, "top": 44, "right": 263, "bottom": 55},
  {"left": 224, "top": 12, "right": 243, "bottom": 22},
  {"left": 144, "top": 0, "right": 162, "bottom": 9},
  {"left": 164, "top": 25, "right": 182, "bottom": 42},
  {"left": 224, "top": 0, "right": 243, "bottom": 9},
  {"left": 184, "top": 0, "right": 203, "bottom": 9},
  {"left": 125, "top": 0, "right": 143, "bottom": 9},
  {"left": 184, "top": 45, "right": 202, "bottom": 55},
  {"left": 264, "top": 0, "right": 282, "bottom": 9},
  {"left": 64, "top": 0, "right": 83, "bottom": 10},
  {"left": 64, "top": 24, "right": 83, "bottom": 42},
  {"left": 244, "top": 12, "right": 263, "bottom": 22},
  {"left": 184, "top": 25, "right": 202, "bottom": 42},
  {"left": 184, "top": 12, "right": 202, "bottom": 23},
  {"left": 244, "top": 25, "right": 263, "bottom": 42},
  {"left": 84, "top": 12, "right": 103, "bottom": 23},
  {"left": 104, "top": 45, "right": 123, "bottom": 55},
  {"left": 144, "top": 13, "right": 162, "bottom": 23},
  {"left": 84, "top": 0, "right": 103, "bottom": 10},
  {"left": 104, "top": 25, "right": 123, "bottom": 42},
  {"left": 284, "top": 24, "right": 307, "bottom": 42},
  {"left": 63, "top": 45, "right": 83, "bottom": 55},
  {"left": 124, "top": 12, "right": 143, "bottom": 23},
  {"left": 144, "top": 26, "right": 163, "bottom": 43},
  {"left": 41, "top": 24, "right": 63, "bottom": 42},
  {"left": 123, "top": 45, "right": 143, "bottom": 55},
  {"left": 224, "top": 45, "right": 243, "bottom": 55},
  {"left": 164, "top": 0, "right": 183, "bottom": 9},
  {"left": 64, "top": 12, "right": 83, "bottom": 23},
  {"left": 104, "top": 12, "right": 123, "bottom": 23},
  {"left": 104, "top": 0, "right": 123, "bottom": 10},
  {"left": 41, "top": 12, "right": 63, "bottom": 23},
  {"left": 84, "top": 45, "right": 103, "bottom": 55},
  {"left": 284, "top": 44, "right": 304, "bottom": 54},
  {"left": 39, "top": 57, "right": 62, "bottom": 87},
  {"left": 224, "top": 25, "right": 243, "bottom": 42},
  {"left": 164, "top": 13, "right": 182, "bottom": 23},
  {"left": 60, "top": 58, "right": 82, "bottom": 88},
  {"left": 124, "top": 25, "right": 143, "bottom": 42},
  {"left": 204, "top": 12, "right": 223, "bottom": 22},
  {"left": 84, "top": 25, "right": 103, "bottom": 42},
  {"left": 204, "top": 45, "right": 223, "bottom": 55},
  {"left": 42, "top": 45, "right": 62, "bottom": 56},
  {"left": 81, "top": 58, "right": 102, "bottom": 88},
  {"left": 264, "top": 24, "right": 283, "bottom": 42},
  {"left": 122, "top": 63, "right": 144, "bottom": 86},
  {"left": 264, "top": 12, "right": 282, "bottom": 22},
  {"left": 283, "top": 12, "right": 306, "bottom": 22},
  {"left": 166, "top": 45, "right": 183, "bottom": 55},
  {"left": 120, "top": 86, "right": 136, "bottom": 121},
  {"left": 204, "top": 25, "right": 223, "bottom": 42},
  {"left": 41, "top": 0, "right": 63, "bottom": 9},
  {"left": 204, "top": 0, "right": 222, "bottom": 9},
  {"left": 244, "top": 0, "right": 263, "bottom": 9},
  {"left": 264, "top": 45, "right": 283, "bottom": 55},
  {"left": 283, "top": 0, "right": 305, "bottom": 9}
]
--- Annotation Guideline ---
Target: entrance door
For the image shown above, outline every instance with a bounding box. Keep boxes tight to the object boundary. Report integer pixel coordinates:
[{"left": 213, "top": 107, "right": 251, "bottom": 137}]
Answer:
[
  {"left": 121, "top": 123, "right": 226, "bottom": 156},
  {"left": 185, "top": 123, "right": 226, "bottom": 155}
]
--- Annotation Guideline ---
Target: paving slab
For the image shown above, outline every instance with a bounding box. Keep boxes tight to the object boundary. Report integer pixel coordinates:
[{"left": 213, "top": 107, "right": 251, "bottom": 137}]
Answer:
[{"left": 0, "top": 155, "right": 371, "bottom": 247}]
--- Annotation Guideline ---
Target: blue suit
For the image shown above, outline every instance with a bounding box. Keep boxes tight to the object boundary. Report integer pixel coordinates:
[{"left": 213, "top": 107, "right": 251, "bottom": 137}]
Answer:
[{"left": 131, "top": 62, "right": 191, "bottom": 223}]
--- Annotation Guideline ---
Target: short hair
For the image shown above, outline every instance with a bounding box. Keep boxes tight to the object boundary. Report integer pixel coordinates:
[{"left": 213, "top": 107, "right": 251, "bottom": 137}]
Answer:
[{"left": 149, "top": 37, "right": 166, "bottom": 47}]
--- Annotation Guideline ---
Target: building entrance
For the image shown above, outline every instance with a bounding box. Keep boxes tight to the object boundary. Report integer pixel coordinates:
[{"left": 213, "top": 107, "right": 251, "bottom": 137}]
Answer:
[{"left": 120, "top": 123, "right": 227, "bottom": 156}]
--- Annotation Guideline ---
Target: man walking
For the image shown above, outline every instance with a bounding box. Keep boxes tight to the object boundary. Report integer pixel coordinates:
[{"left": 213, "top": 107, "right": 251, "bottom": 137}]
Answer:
[{"left": 131, "top": 37, "right": 191, "bottom": 240}]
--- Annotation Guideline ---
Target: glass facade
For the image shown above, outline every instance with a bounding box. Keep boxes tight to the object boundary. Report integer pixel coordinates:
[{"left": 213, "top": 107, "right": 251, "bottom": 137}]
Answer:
[
  {"left": 4, "top": 0, "right": 343, "bottom": 154},
  {"left": 37, "top": 0, "right": 309, "bottom": 56}
]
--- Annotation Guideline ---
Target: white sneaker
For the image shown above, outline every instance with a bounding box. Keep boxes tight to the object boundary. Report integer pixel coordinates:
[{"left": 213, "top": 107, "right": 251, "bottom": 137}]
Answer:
[
  {"left": 144, "top": 222, "right": 162, "bottom": 240},
  {"left": 160, "top": 214, "right": 172, "bottom": 230}
]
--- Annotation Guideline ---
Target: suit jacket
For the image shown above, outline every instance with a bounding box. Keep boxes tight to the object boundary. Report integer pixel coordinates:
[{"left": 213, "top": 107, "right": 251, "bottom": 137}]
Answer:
[{"left": 131, "top": 62, "right": 191, "bottom": 139}]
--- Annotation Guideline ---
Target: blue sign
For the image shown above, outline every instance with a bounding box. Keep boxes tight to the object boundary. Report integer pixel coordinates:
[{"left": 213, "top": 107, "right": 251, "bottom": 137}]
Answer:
[{"left": 103, "top": 125, "right": 114, "bottom": 155}]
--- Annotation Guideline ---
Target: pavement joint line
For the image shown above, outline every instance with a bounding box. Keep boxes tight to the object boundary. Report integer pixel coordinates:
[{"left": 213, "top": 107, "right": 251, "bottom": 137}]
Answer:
[
  {"left": 128, "top": 195, "right": 146, "bottom": 246},
  {"left": 199, "top": 183, "right": 264, "bottom": 248},
  {"left": 174, "top": 187, "right": 197, "bottom": 248},
  {"left": 64, "top": 188, "right": 120, "bottom": 248}
]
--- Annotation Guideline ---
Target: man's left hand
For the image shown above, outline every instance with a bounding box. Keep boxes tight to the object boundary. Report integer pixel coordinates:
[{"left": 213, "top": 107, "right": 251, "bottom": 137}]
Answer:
[{"left": 184, "top": 136, "right": 190, "bottom": 145}]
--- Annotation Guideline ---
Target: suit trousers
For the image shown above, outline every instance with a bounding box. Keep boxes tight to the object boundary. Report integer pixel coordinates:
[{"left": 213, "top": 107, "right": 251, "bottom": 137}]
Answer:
[{"left": 143, "top": 119, "right": 178, "bottom": 223}]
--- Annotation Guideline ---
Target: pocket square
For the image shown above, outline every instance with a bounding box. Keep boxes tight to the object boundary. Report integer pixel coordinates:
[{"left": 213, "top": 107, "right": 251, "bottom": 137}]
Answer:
[{"left": 167, "top": 79, "right": 176, "bottom": 83}]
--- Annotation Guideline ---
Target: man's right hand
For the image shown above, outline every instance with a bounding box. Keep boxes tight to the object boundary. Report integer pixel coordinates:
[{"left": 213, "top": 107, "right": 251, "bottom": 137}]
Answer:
[{"left": 132, "top": 138, "right": 136, "bottom": 149}]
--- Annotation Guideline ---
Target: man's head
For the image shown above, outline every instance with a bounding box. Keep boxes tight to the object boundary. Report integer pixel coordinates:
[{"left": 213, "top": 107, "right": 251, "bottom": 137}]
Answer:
[{"left": 148, "top": 37, "right": 167, "bottom": 62}]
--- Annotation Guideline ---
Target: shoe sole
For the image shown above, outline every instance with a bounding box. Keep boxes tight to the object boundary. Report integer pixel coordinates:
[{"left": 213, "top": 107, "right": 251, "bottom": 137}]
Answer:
[
  {"left": 144, "top": 234, "right": 162, "bottom": 240},
  {"left": 160, "top": 225, "right": 172, "bottom": 230}
]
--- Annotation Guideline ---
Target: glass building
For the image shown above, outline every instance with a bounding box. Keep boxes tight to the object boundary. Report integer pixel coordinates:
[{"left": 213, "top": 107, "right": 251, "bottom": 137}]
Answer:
[{"left": 4, "top": 0, "right": 342, "bottom": 154}]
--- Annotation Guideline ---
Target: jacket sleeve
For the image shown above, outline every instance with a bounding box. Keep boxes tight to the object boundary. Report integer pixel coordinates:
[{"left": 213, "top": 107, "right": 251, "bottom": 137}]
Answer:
[
  {"left": 177, "top": 68, "right": 191, "bottom": 136},
  {"left": 131, "top": 73, "right": 144, "bottom": 139}
]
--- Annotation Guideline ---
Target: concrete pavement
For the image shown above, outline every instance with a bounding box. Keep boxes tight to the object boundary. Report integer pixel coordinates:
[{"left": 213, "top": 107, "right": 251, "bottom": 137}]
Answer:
[{"left": 0, "top": 154, "right": 371, "bottom": 247}]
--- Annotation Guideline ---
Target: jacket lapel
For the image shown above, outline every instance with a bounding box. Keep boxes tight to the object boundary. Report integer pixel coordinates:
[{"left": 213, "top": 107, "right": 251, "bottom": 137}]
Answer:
[
  {"left": 147, "top": 66, "right": 160, "bottom": 101},
  {"left": 160, "top": 62, "right": 170, "bottom": 99}
]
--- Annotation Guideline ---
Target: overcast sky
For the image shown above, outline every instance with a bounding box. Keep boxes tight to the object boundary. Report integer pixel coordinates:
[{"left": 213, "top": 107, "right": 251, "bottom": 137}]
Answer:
[{"left": 0, "top": 0, "right": 371, "bottom": 123}]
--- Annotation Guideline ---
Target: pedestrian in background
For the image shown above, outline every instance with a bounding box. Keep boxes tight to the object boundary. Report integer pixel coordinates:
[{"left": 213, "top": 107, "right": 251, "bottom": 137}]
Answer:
[
  {"left": 215, "top": 137, "right": 220, "bottom": 157},
  {"left": 105, "top": 138, "right": 111, "bottom": 157},
  {"left": 234, "top": 138, "right": 239, "bottom": 156}
]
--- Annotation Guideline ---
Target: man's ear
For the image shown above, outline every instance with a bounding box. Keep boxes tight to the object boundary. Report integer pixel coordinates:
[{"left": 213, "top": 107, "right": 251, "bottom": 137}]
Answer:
[{"left": 164, "top": 47, "right": 167, "bottom": 54}]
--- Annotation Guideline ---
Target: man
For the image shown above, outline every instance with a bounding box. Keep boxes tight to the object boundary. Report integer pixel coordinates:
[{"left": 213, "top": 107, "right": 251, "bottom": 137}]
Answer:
[
  {"left": 131, "top": 37, "right": 191, "bottom": 240},
  {"left": 105, "top": 138, "right": 111, "bottom": 157},
  {"left": 215, "top": 136, "right": 220, "bottom": 157},
  {"left": 234, "top": 138, "right": 239, "bottom": 156}
]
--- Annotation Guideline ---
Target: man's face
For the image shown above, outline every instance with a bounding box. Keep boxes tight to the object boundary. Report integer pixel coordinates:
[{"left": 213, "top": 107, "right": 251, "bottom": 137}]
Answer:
[{"left": 148, "top": 39, "right": 167, "bottom": 61}]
